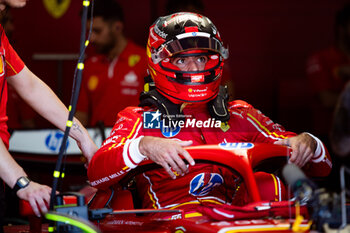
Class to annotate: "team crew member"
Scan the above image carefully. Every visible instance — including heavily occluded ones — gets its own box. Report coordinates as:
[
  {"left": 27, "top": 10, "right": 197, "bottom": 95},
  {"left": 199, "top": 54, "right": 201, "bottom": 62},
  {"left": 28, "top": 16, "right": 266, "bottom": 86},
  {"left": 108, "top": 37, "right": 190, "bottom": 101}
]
[
  {"left": 0, "top": 0, "right": 97, "bottom": 224},
  {"left": 76, "top": 0, "right": 148, "bottom": 127},
  {"left": 306, "top": 3, "right": 350, "bottom": 139},
  {"left": 330, "top": 80, "right": 350, "bottom": 158},
  {"left": 88, "top": 13, "right": 332, "bottom": 219}
]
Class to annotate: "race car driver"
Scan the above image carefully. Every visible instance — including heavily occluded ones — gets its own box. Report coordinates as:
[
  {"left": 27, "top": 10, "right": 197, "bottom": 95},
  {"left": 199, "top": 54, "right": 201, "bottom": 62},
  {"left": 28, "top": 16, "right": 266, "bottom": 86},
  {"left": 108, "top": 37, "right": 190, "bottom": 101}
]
[{"left": 88, "top": 12, "right": 332, "bottom": 218}]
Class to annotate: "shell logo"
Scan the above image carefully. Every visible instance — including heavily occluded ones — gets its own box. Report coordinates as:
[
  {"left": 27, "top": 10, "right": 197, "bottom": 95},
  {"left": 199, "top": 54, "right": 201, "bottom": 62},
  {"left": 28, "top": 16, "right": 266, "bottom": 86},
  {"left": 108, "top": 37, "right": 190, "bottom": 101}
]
[{"left": 188, "top": 88, "right": 193, "bottom": 93}]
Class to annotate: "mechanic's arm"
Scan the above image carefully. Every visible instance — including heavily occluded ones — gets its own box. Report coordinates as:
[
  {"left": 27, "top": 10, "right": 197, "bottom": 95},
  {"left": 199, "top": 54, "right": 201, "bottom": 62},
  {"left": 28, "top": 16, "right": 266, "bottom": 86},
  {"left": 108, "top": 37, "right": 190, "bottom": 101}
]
[
  {"left": 0, "top": 140, "right": 50, "bottom": 217},
  {"left": 274, "top": 133, "right": 332, "bottom": 176},
  {"left": 7, "top": 66, "right": 97, "bottom": 162},
  {"left": 139, "top": 136, "right": 195, "bottom": 179}
]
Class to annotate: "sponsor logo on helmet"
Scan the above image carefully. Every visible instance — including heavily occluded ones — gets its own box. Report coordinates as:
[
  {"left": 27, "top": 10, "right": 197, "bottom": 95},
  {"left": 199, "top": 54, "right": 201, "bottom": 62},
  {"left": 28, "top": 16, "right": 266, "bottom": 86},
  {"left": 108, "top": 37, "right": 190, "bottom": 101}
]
[
  {"left": 188, "top": 87, "right": 208, "bottom": 93},
  {"left": 189, "top": 93, "right": 207, "bottom": 98},
  {"left": 191, "top": 75, "right": 204, "bottom": 82},
  {"left": 149, "top": 28, "right": 159, "bottom": 41},
  {"left": 154, "top": 24, "right": 168, "bottom": 39},
  {"left": 167, "top": 14, "right": 202, "bottom": 25},
  {"left": 188, "top": 87, "right": 209, "bottom": 98},
  {"left": 212, "top": 27, "right": 217, "bottom": 35}
]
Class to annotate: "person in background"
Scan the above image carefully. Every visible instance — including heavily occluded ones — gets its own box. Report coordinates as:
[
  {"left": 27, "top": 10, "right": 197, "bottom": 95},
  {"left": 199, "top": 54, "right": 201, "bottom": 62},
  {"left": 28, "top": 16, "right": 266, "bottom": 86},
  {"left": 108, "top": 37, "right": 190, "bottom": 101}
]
[
  {"left": 0, "top": 9, "right": 37, "bottom": 129},
  {"left": 306, "top": 3, "right": 350, "bottom": 143},
  {"left": 0, "top": 0, "right": 98, "bottom": 229},
  {"left": 330, "top": 80, "right": 350, "bottom": 163},
  {"left": 88, "top": 12, "right": 332, "bottom": 220},
  {"left": 76, "top": 0, "right": 148, "bottom": 127},
  {"left": 165, "top": 0, "right": 204, "bottom": 14}
]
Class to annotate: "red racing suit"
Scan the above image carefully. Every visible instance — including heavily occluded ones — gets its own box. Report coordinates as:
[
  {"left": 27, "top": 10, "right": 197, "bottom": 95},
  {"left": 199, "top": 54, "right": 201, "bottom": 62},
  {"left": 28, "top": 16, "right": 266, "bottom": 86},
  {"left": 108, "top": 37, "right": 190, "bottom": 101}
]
[{"left": 88, "top": 100, "right": 332, "bottom": 217}]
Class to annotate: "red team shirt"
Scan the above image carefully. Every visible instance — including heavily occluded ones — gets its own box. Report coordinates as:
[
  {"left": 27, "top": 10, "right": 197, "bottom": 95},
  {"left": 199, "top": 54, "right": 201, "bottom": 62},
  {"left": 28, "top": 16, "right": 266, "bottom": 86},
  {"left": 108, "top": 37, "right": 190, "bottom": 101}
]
[
  {"left": 88, "top": 100, "right": 332, "bottom": 217},
  {"left": 306, "top": 46, "right": 350, "bottom": 135},
  {"left": 0, "top": 27, "right": 25, "bottom": 148},
  {"left": 77, "top": 41, "right": 148, "bottom": 127},
  {"left": 307, "top": 46, "right": 349, "bottom": 95}
]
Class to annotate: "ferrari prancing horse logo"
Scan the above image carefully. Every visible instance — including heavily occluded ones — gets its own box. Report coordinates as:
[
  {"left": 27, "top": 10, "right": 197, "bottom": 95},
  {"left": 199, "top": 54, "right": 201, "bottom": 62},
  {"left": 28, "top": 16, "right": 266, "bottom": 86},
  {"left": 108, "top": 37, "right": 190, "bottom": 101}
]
[{"left": 43, "top": 0, "right": 71, "bottom": 19}]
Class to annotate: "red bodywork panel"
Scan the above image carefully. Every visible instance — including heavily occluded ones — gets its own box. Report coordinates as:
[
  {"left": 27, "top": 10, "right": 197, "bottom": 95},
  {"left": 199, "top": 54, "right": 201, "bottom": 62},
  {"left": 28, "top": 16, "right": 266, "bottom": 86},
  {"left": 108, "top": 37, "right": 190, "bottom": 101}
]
[{"left": 21, "top": 143, "right": 313, "bottom": 233}]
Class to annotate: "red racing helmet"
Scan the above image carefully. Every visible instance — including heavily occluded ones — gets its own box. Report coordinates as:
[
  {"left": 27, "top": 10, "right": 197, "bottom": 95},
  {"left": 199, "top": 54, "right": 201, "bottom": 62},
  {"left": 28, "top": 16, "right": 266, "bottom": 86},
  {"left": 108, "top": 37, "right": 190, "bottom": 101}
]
[{"left": 147, "top": 12, "right": 229, "bottom": 104}]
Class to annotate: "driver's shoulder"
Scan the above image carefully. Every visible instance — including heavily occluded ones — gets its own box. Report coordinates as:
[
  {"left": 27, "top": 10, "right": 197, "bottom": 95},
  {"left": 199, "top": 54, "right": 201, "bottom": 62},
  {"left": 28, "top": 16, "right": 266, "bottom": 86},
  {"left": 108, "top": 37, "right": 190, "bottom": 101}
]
[
  {"left": 116, "top": 106, "right": 151, "bottom": 121},
  {"left": 227, "top": 100, "right": 260, "bottom": 122},
  {"left": 228, "top": 100, "right": 253, "bottom": 112}
]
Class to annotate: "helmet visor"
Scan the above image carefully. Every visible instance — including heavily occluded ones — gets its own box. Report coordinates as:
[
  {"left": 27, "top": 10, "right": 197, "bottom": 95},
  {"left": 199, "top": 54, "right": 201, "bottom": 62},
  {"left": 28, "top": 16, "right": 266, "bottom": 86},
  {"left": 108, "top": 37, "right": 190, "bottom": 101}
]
[
  {"left": 160, "top": 51, "right": 223, "bottom": 84},
  {"left": 152, "top": 34, "right": 228, "bottom": 64}
]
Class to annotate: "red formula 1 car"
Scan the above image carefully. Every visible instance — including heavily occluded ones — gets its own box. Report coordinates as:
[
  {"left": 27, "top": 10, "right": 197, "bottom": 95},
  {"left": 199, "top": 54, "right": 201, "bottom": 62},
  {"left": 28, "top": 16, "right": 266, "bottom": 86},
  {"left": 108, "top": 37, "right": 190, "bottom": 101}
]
[{"left": 19, "top": 143, "right": 337, "bottom": 233}]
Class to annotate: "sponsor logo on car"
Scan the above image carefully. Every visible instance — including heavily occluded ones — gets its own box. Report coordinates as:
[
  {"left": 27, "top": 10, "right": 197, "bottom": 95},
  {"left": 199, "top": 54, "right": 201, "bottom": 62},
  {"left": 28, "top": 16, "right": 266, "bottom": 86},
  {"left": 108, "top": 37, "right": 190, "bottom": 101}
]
[
  {"left": 218, "top": 142, "right": 254, "bottom": 150},
  {"left": 189, "top": 173, "right": 224, "bottom": 196},
  {"left": 45, "top": 131, "right": 69, "bottom": 152}
]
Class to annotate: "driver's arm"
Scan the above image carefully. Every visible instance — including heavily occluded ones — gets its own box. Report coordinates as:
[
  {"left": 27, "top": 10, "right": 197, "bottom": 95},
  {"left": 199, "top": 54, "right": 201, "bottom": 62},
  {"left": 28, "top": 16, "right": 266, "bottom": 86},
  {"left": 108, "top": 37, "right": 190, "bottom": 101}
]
[
  {"left": 88, "top": 108, "right": 194, "bottom": 190},
  {"left": 274, "top": 133, "right": 332, "bottom": 177},
  {"left": 274, "top": 133, "right": 327, "bottom": 166},
  {"left": 237, "top": 102, "right": 332, "bottom": 177},
  {"left": 88, "top": 108, "right": 143, "bottom": 190},
  {"left": 139, "top": 136, "right": 194, "bottom": 179}
]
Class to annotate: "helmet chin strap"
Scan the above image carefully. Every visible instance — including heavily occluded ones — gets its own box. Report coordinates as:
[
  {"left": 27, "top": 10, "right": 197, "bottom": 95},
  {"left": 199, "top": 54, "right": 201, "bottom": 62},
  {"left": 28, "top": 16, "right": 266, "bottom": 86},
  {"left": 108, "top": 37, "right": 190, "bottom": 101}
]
[
  {"left": 207, "top": 85, "right": 230, "bottom": 122},
  {"left": 139, "top": 88, "right": 185, "bottom": 123},
  {"left": 180, "top": 102, "right": 189, "bottom": 112},
  {"left": 139, "top": 77, "right": 230, "bottom": 122}
]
